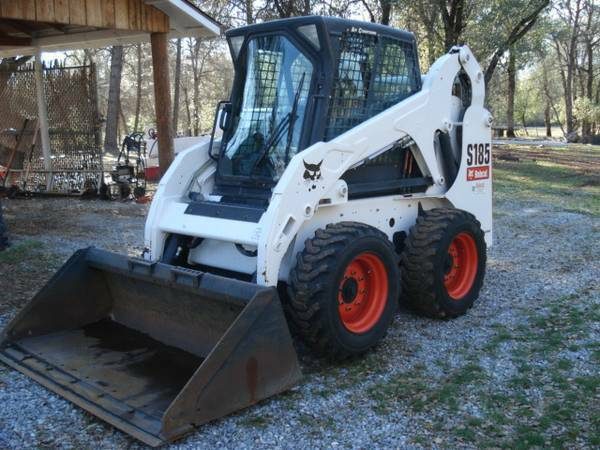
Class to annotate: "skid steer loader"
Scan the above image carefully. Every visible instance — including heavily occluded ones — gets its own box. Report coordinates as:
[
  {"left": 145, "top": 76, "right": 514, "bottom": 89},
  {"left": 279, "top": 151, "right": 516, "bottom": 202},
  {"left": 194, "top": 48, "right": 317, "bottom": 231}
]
[{"left": 0, "top": 16, "right": 492, "bottom": 446}]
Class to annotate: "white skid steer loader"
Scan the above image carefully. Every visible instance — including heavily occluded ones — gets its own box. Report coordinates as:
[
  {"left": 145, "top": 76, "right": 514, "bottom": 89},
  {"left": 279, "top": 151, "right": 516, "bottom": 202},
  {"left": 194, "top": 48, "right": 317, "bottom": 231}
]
[{"left": 0, "top": 16, "right": 492, "bottom": 446}]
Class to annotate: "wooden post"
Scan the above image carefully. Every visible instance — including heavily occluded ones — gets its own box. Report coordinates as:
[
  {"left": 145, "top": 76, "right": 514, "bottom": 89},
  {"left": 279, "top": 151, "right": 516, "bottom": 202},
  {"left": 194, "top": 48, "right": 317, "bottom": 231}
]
[
  {"left": 35, "top": 48, "right": 52, "bottom": 189},
  {"left": 150, "top": 32, "right": 174, "bottom": 176}
]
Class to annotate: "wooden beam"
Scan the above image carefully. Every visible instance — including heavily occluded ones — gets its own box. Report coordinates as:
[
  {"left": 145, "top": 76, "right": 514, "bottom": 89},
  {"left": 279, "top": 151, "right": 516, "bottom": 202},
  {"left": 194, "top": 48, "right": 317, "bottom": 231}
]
[
  {"left": 23, "top": 0, "right": 37, "bottom": 21},
  {"left": 46, "top": 22, "right": 71, "bottom": 33},
  {"left": 114, "top": 0, "right": 129, "bottom": 30},
  {"left": 0, "top": 35, "right": 32, "bottom": 46},
  {"left": 0, "top": 0, "right": 23, "bottom": 19},
  {"left": 128, "top": 0, "right": 141, "bottom": 30},
  {"left": 85, "top": 0, "right": 103, "bottom": 27},
  {"left": 0, "top": 1, "right": 36, "bottom": 21},
  {"left": 68, "top": 0, "right": 87, "bottom": 26},
  {"left": 150, "top": 32, "right": 174, "bottom": 175},
  {"left": 54, "top": 0, "right": 70, "bottom": 24},
  {"left": 36, "top": 0, "right": 56, "bottom": 22},
  {"left": 101, "top": 0, "right": 116, "bottom": 28},
  {"left": 1, "top": 19, "right": 35, "bottom": 36}
]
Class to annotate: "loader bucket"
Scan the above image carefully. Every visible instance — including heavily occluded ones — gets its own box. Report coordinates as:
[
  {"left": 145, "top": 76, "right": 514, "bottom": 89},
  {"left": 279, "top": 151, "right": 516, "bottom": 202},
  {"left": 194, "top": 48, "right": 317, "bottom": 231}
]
[{"left": 0, "top": 248, "right": 302, "bottom": 446}]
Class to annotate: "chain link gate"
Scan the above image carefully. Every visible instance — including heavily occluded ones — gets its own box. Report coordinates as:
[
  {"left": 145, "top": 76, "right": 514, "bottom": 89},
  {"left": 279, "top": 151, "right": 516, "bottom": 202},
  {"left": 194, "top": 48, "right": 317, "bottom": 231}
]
[{"left": 0, "top": 61, "right": 102, "bottom": 194}]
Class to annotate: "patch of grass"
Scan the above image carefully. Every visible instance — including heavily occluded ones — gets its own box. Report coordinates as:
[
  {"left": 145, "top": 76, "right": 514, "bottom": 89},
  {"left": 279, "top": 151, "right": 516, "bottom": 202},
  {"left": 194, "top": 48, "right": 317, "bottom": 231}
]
[
  {"left": 368, "top": 285, "right": 598, "bottom": 448},
  {"left": 493, "top": 158, "right": 600, "bottom": 215},
  {"left": 297, "top": 413, "right": 337, "bottom": 432},
  {"left": 511, "top": 425, "right": 546, "bottom": 449},
  {"left": 416, "top": 286, "right": 600, "bottom": 448},
  {"left": 454, "top": 426, "right": 477, "bottom": 442},
  {"left": 328, "top": 350, "right": 390, "bottom": 390},
  {"left": 368, "top": 361, "right": 486, "bottom": 415},
  {"left": 591, "top": 347, "right": 600, "bottom": 364},
  {"left": 367, "top": 368, "right": 430, "bottom": 414},
  {"left": 0, "top": 239, "right": 44, "bottom": 264},
  {"left": 502, "top": 292, "right": 597, "bottom": 443},
  {"left": 483, "top": 326, "right": 514, "bottom": 352},
  {"left": 556, "top": 358, "right": 573, "bottom": 370},
  {"left": 239, "top": 414, "right": 270, "bottom": 428}
]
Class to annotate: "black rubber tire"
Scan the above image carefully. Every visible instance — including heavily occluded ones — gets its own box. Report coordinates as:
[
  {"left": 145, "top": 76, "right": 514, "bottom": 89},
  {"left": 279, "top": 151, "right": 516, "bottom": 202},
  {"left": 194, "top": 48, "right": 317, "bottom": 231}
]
[
  {"left": 287, "top": 222, "right": 399, "bottom": 360},
  {"left": 400, "top": 208, "right": 486, "bottom": 319},
  {"left": 0, "top": 199, "right": 8, "bottom": 251}
]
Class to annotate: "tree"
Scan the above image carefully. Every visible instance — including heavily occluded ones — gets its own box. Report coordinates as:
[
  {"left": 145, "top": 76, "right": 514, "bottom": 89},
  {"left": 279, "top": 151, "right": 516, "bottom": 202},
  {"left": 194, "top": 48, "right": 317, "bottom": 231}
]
[
  {"left": 414, "top": 1, "right": 443, "bottom": 66},
  {"left": 361, "top": 0, "right": 394, "bottom": 24},
  {"left": 551, "top": 0, "right": 584, "bottom": 136},
  {"left": 437, "top": 0, "right": 469, "bottom": 50},
  {"left": 506, "top": 47, "right": 517, "bottom": 137},
  {"left": 580, "top": 0, "right": 598, "bottom": 137},
  {"left": 271, "top": 0, "right": 312, "bottom": 17},
  {"left": 104, "top": 45, "right": 123, "bottom": 154},
  {"left": 484, "top": 0, "right": 550, "bottom": 84},
  {"left": 133, "top": 44, "right": 143, "bottom": 132},
  {"left": 173, "top": 38, "right": 182, "bottom": 134}
]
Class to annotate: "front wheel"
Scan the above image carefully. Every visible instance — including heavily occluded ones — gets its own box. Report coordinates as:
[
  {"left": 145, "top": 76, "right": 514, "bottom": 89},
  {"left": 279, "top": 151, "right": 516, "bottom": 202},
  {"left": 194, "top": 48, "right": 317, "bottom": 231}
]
[
  {"left": 401, "top": 208, "right": 486, "bottom": 318},
  {"left": 287, "top": 222, "right": 399, "bottom": 360}
]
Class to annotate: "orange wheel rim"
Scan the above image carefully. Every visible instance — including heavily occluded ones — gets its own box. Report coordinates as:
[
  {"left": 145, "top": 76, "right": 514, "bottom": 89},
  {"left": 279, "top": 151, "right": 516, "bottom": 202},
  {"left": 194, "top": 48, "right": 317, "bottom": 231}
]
[
  {"left": 444, "top": 232, "right": 478, "bottom": 300},
  {"left": 338, "top": 252, "right": 388, "bottom": 334}
]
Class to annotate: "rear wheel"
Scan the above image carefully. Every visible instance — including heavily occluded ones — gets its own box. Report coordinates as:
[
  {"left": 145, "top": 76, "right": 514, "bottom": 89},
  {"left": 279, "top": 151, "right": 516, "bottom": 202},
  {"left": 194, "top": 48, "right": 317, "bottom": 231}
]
[
  {"left": 401, "top": 208, "right": 486, "bottom": 318},
  {"left": 288, "top": 222, "right": 399, "bottom": 359}
]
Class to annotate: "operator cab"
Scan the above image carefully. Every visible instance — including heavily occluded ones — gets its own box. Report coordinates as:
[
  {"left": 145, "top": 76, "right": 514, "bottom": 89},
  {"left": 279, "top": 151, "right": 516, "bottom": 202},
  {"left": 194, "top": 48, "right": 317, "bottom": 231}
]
[{"left": 190, "top": 16, "right": 422, "bottom": 213}]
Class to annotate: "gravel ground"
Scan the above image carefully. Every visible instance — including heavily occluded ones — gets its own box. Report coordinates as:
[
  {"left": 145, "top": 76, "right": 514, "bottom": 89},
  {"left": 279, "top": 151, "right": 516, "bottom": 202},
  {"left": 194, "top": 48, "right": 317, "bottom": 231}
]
[{"left": 0, "top": 158, "right": 598, "bottom": 449}]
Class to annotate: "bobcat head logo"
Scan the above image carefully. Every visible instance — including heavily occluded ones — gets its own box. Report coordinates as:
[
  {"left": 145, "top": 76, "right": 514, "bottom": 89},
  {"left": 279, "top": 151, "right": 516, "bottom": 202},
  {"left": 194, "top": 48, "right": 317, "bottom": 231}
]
[{"left": 303, "top": 160, "right": 323, "bottom": 181}]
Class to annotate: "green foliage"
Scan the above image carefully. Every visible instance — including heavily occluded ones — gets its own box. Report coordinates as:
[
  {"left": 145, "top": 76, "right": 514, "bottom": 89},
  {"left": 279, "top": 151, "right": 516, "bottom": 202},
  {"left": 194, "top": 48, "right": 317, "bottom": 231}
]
[
  {"left": 574, "top": 97, "right": 600, "bottom": 125},
  {"left": 464, "top": 0, "right": 548, "bottom": 62}
]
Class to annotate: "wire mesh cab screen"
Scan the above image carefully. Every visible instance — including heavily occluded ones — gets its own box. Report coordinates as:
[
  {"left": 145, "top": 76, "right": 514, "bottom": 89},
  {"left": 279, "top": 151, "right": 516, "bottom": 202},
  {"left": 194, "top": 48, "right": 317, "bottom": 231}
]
[
  {"left": 219, "top": 35, "right": 313, "bottom": 183},
  {"left": 325, "top": 27, "right": 421, "bottom": 140}
]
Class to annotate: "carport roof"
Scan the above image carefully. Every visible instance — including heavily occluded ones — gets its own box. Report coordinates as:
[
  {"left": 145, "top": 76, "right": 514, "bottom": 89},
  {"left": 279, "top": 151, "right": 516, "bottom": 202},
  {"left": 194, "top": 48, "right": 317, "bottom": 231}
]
[{"left": 0, "top": 0, "right": 222, "bottom": 58}]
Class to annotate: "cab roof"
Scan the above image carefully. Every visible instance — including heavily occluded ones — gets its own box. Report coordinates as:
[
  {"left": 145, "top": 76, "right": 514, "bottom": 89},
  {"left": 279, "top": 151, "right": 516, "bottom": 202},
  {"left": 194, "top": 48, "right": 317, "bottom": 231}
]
[{"left": 226, "top": 15, "right": 416, "bottom": 43}]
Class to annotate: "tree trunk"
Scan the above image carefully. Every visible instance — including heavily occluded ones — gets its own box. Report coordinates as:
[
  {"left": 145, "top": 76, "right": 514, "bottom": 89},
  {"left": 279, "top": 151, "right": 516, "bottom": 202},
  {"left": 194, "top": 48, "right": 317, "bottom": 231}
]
[
  {"left": 565, "top": 54, "right": 575, "bottom": 135},
  {"left": 104, "top": 45, "right": 123, "bottom": 154},
  {"left": 119, "top": 103, "right": 128, "bottom": 138},
  {"left": 173, "top": 38, "right": 182, "bottom": 135},
  {"left": 438, "top": 0, "right": 466, "bottom": 50},
  {"left": 246, "top": 0, "right": 254, "bottom": 24},
  {"left": 582, "top": 18, "right": 594, "bottom": 137},
  {"left": 544, "top": 104, "right": 552, "bottom": 137},
  {"left": 191, "top": 39, "right": 201, "bottom": 136},
  {"left": 303, "top": 0, "right": 311, "bottom": 15},
  {"left": 183, "top": 84, "right": 192, "bottom": 136},
  {"left": 415, "top": 2, "right": 440, "bottom": 67},
  {"left": 586, "top": 41, "right": 594, "bottom": 102},
  {"left": 133, "top": 44, "right": 142, "bottom": 132},
  {"left": 380, "top": 0, "right": 391, "bottom": 25},
  {"left": 506, "top": 48, "right": 516, "bottom": 138},
  {"left": 150, "top": 32, "right": 174, "bottom": 175},
  {"left": 564, "top": 0, "right": 583, "bottom": 135}
]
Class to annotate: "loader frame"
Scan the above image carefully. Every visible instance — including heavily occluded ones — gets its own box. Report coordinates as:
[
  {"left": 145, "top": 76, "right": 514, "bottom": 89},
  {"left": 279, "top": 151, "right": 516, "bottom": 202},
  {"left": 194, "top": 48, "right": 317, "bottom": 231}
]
[{"left": 144, "top": 19, "right": 492, "bottom": 286}]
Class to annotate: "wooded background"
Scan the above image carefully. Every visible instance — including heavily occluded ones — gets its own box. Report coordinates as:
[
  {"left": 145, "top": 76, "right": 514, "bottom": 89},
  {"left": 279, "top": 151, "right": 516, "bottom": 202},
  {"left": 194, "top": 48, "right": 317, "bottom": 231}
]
[{"left": 2, "top": 0, "right": 599, "bottom": 151}]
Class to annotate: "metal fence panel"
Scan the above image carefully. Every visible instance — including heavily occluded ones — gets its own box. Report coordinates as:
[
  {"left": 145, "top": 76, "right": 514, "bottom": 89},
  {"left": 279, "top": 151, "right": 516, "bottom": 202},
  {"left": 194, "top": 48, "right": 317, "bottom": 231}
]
[{"left": 0, "top": 61, "right": 102, "bottom": 194}]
